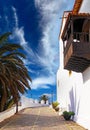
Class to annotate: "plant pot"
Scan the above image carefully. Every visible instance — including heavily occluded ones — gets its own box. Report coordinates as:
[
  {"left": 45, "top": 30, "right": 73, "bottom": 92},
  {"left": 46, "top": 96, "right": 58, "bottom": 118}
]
[
  {"left": 63, "top": 115, "right": 71, "bottom": 120},
  {"left": 55, "top": 107, "right": 59, "bottom": 112}
]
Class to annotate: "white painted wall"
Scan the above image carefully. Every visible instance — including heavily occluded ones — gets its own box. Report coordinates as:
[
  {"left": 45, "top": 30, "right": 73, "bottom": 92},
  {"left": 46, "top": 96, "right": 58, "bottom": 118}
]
[
  {"left": 57, "top": 67, "right": 83, "bottom": 113},
  {"left": 75, "top": 67, "right": 90, "bottom": 129},
  {"left": 79, "top": 0, "right": 90, "bottom": 13},
  {"left": 57, "top": 69, "right": 70, "bottom": 110}
]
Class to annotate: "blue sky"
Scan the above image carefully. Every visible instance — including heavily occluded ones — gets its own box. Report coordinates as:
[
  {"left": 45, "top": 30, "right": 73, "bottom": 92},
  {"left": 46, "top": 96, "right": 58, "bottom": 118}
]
[{"left": 0, "top": 0, "right": 74, "bottom": 102}]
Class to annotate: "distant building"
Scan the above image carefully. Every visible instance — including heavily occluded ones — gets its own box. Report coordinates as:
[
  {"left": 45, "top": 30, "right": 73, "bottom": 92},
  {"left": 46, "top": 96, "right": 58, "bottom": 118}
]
[{"left": 57, "top": 0, "right": 90, "bottom": 129}]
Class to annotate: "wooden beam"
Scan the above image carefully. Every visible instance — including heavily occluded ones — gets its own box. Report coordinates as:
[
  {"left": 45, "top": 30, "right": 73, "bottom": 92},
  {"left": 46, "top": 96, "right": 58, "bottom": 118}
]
[{"left": 72, "top": 0, "right": 83, "bottom": 14}]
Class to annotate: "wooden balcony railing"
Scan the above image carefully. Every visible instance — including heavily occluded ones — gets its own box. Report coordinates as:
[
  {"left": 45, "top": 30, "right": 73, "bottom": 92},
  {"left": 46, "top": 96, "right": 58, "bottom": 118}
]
[
  {"left": 73, "top": 32, "right": 89, "bottom": 42},
  {"left": 64, "top": 32, "right": 90, "bottom": 56},
  {"left": 64, "top": 32, "right": 90, "bottom": 72}
]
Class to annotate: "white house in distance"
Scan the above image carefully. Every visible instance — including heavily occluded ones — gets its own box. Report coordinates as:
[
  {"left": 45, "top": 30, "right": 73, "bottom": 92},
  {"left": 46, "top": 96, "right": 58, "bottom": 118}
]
[{"left": 57, "top": 0, "right": 90, "bottom": 129}]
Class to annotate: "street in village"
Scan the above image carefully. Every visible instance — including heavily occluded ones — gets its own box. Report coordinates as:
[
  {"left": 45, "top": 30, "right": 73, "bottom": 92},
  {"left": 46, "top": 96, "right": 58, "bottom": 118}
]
[{"left": 0, "top": 107, "right": 86, "bottom": 130}]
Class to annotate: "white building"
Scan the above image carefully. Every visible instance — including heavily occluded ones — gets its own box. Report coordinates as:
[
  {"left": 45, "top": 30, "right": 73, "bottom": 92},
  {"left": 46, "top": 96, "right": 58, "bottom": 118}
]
[{"left": 57, "top": 0, "right": 90, "bottom": 129}]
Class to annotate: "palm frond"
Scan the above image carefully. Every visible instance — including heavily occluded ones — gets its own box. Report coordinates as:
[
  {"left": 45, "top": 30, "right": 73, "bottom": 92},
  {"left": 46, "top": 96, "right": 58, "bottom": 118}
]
[{"left": 0, "top": 32, "right": 11, "bottom": 45}]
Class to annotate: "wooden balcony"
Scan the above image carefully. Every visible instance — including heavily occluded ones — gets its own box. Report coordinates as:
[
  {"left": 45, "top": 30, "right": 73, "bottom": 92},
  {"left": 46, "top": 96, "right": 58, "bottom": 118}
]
[{"left": 64, "top": 32, "right": 90, "bottom": 72}]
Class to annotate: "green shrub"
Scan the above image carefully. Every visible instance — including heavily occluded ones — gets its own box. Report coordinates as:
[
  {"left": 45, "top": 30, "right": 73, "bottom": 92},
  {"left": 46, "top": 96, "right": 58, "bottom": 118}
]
[
  {"left": 63, "top": 111, "right": 75, "bottom": 120},
  {"left": 52, "top": 101, "right": 59, "bottom": 109}
]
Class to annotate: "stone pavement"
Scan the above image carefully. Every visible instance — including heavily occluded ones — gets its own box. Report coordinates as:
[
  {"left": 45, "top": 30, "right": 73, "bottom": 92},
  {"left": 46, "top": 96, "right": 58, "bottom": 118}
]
[{"left": 0, "top": 107, "right": 86, "bottom": 130}]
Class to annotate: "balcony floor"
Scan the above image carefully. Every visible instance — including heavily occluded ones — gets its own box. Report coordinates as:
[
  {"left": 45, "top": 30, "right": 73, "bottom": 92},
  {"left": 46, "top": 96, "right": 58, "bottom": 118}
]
[{"left": 64, "top": 56, "right": 90, "bottom": 72}]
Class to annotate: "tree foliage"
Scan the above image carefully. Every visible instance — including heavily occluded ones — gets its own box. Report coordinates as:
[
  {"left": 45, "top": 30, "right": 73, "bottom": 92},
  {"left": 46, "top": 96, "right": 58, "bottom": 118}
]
[
  {"left": 39, "top": 95, "right": 49, "bottom": 104},
  {"left": 0, "top": 32, "right": 32, "bottom": 113}
]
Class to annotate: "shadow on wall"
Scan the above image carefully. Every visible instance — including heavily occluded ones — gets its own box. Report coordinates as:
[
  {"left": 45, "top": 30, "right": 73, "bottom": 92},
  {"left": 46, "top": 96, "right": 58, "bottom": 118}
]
[
  {"left": 69, "top": 87, "right": 80, "bottom": 116},
  {"left": 83, "top": 67, "right": 90, "bottom": 83}
]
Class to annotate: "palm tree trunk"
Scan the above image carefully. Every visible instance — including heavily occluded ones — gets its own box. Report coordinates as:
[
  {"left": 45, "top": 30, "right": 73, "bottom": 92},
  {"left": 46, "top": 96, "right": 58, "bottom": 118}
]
[{"left": 15, "top": 102, "right": 18, "bottom": 114}]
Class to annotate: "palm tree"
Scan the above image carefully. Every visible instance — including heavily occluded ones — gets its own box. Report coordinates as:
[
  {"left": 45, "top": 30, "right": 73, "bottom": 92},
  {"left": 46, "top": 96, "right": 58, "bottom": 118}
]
[
  {"left": 0, "top": 32, "right": 32, "bottom": 113},
  {"left": 39, "top": 95, "right": 49, "bottom": 104},
  {"left": 0, "top": 86, "right": 14, "bottom": 111}
]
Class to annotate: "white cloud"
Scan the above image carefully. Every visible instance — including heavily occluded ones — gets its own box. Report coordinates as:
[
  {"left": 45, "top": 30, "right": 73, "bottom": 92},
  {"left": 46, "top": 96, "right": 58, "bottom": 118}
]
[
  {"left": 34, "top": 0, "right": 74, "bottom": 76},
  {"left": 11, "top": 6, "right": 27, "bottom": 46},
  {"left": 10, "top": 7, "right": 56, "bottom": 78},
  {"left": 10, "top": 6, "right": 39, "bottom": 74},
  {"left": 10, "top": 5, "right": 59, "bottom": 78},
  {"left": 34, "top": 0, "right": 63, "bottom": 76},
  {"left": 10, "top": 5, "right": 57, "bottom": 91},
  {"left": 11, "top": 27, "right": 27, "bottom": 45},
  {"left": 31, "top": 76, "right": 55, "bottom": 89},
  {"left": 10, "top": 7, "right": 36, "bottom": 59},
  {"left": 34, "top": 0, "right": 71, "bottom": 26},
  {"left": 10, "top": 26, "right": 35, "bottom": 58},
  {"left": 12, "top": 6, "right": 18, "bottom": 28}
]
